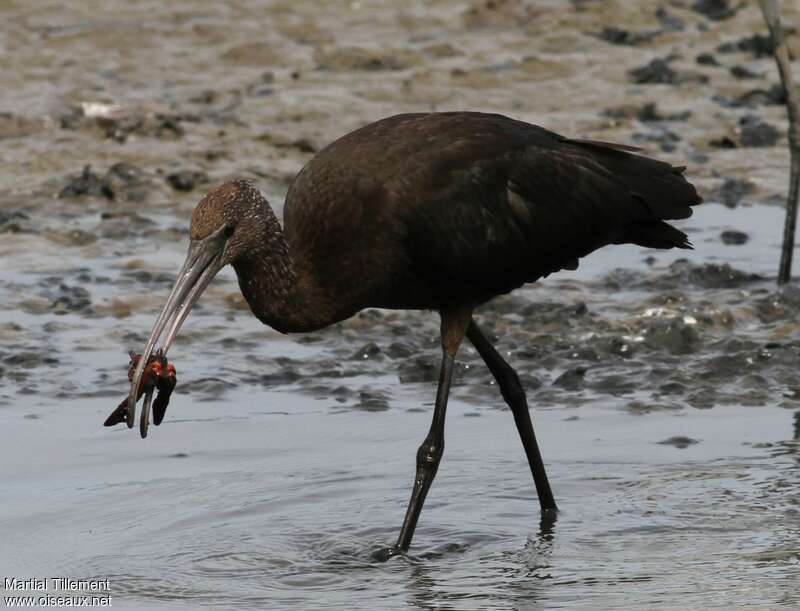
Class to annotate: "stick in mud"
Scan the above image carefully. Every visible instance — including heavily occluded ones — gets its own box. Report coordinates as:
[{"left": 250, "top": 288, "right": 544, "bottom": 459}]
[{"left": 758, "top": 0, "right": 800, "bottom": 285}]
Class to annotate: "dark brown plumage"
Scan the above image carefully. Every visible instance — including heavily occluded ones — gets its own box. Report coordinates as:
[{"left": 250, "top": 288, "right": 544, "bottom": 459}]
[{"left": 114, "top": 111, "right": 701, "bottom": 558}]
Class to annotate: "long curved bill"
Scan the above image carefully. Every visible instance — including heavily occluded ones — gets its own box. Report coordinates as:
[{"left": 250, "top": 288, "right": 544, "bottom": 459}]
[{"left": 126, "top": 226, "right": 228, "bottom": 432}]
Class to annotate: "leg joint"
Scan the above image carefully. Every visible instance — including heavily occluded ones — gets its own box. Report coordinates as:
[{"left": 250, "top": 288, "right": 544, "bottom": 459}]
[
  {"left": 502, "top": 385, "right": 527, "bottom": 406},
  {"left": 416, "top": 439, "right": 443, "bottom": 469}
]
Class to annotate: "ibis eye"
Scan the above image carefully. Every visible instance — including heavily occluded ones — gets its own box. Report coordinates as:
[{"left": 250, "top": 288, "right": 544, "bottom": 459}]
[{"left": 223, "top": 224, "right": 235, "bottom": 238}]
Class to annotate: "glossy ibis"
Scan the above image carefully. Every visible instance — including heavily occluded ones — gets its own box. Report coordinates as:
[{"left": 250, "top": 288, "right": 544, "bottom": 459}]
[{"left": 116, "top": 112, "right": 701, "bottom": 558}]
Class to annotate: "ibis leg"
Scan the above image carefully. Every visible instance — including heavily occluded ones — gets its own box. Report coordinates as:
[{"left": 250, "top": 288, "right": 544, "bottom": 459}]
[
  {"left": 375, "top": 307, "right": 471, "bottom": 561},
  {"left": 466, "top": 319, "right": 557, "bottom": 513}
]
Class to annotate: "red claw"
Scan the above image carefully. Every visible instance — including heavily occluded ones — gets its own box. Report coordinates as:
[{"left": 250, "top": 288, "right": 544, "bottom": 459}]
[{"left": 104, "top": 351, "right": 178, "bottom": 428}]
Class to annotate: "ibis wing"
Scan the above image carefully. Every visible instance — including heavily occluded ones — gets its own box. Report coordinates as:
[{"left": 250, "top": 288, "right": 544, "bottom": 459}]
[{"left": 404, "top": 141, "right": 700, "bottom": 298}]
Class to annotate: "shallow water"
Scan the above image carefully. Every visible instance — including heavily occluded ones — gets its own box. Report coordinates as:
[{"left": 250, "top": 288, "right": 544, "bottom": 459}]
[{"left": 2, "top": 1, "right": 800, "bottom": 609}]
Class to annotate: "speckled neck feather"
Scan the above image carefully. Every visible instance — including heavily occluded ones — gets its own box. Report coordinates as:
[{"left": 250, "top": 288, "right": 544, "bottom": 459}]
[{"left": 230, "top": 200, "right": 332, "bottom": 334}]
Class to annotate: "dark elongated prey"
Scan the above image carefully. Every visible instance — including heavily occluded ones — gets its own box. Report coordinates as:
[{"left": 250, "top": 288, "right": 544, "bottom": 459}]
[{"left": 106, "top": 112, "right": 701, "bottom": 556}]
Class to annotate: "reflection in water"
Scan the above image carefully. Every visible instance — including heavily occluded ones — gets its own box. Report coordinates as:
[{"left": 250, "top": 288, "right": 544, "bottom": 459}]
[{"left": 538, "top": 511, "right": 557, "bottom": 543}]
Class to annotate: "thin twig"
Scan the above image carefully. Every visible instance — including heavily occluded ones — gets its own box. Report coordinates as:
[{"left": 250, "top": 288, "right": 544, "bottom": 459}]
[{"left": 758, "top": 0, "right": 800, "bottom": 284}]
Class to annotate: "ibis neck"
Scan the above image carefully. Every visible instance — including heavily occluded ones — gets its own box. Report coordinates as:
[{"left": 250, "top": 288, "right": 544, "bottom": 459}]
[{"left": 231, "top": 206, "right": 332, "bottom": 333}]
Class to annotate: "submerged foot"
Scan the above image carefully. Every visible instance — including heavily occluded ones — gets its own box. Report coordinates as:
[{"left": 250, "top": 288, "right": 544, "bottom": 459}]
[{"left": 371, "top": 545, "right": 404, "bottom": 562}]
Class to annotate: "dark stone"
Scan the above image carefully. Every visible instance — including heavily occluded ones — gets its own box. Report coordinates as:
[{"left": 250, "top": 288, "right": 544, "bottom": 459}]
[
  {"left": 51, "top": 283, "right": 91, "bottom": 314},
  {"left": 352, "top": 389, "right": 390, "bottom": 412},
  {"left": 629, "top": 58, "right": 707, "bottom": 85},
  {"left": 738, "top": 83, "right": 786, "bottom": 107},
  {"left": 713, "top": 177, "right": 754, "bottom": 207},
  {"left": 629, "top": 58, "right": 677, "bottom": 84},
  {"left": 730, "top": 65, "right": 762, "bottom": 80},
  {"left": 643, "top": 319, "right": 700, "bottom": 355},
  {"left": 58, "top": 165, "right": 104, "bottom": 199},
  {"left": 399, "top": 356, "right": 439, "bottom": 383},
  {"left": 720, "top": 230, "right": 749, "bottom": 245},
  {"left": 552, "top": 366, "right": 587, "bottom": 390},
  {"left": 3, "top": 352, "right": 59, "bottom": 367},
  {"left": 691, "top": 0, "right": 736, "bottom": 21},
  {"left": 637, "top": 102, "right": 691, "bottom": 122},
  {"left": 660, "top": 260, "right": 762, "bottom": 289},
  {"left": 709, "top": 135, "right": 738, "bottom": 149},
  {"left": 351, "top": 342, "right": 382, "bottom": 360},
  {"left": 0, "top": 209, "right": 29, "bottom": 233},
  {"left": 386, "top": 341, "right": 415, "bottom": 359},
  {"left": 102, "top": 162, "right": 146, "bottom": 201},
  {"left": 718, "top": 84, "right": 787, "bottom": 109},
  {"left": 166, "top": 169, "right": 209, "bottom": 192},
  {"left": 657, "top": 435, "right": 699, "bottom": 448},
  {"left": 632, "top": 127, "right": 681, "bottom": 152},
  {"left": 717, "top": 34, "right": 774, "bottom": 58},
  {"left": 655, "top": 7, "right": 685, "bottom": 32},
  {"left": 594, "top": 27, "right": 656, "bottom": 46},
  {"left": 739, "top": 115, "right": 779, "bottom": 147},
  {"left": 59, "top": 163, "right": 147, "bottom": 201},
  {"left": 696, "top": 52, "right": 719, "bottom": 66}
]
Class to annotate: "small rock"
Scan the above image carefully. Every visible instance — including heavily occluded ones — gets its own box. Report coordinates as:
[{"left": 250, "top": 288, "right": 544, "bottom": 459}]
[
  {"left": 0, "top": 210, "right": 30, "bottom": 233},
  {"left": 629, "top": 58, "right": 707, "bottom": 85},
  {"left": 720, "top": 230, "right": 749, "bottom": 245},
  {"left": 352, "top": 389, "right": 390, "bottom": 412},
  {"left": 713, "top": 177, "right": 754, "bottom": 207},
  {"left": 691, "top": 0, "right": 736, "bottom": 21},
  {"left": 655, "top": 7, "right": 685, "bottom": 32},
  {"left": 58, "top": 165, "right": 105, "bottom": 199},
  {"left": 59, "top": 163, "right": 147, "bottom": 201},
  {"left": 643, "top": 319, "right": 700, "bottom": 355},
  {"left": 166, "top": 169, "right": 209, "bottom": 192},
  {"left": 386, "top": 341, "right": 415, "bottom": 359},
  {"left": 51, "top": 284, "right": 91, "bottom": 314},
  {"left": 737, "top": 84, "right": 786, "bottom": 107},
  {"left": 708, "top": 135, "right": 738, "bottom": 149},
  {"left": 739, "top": 115, "right": 779, "bottom": 147},
  {"left": 717, "top": 34, "right": 774, "bottom": 58},
  {"left": 594, "top": 27, "right": 656, "bottom": 46},
  {"left": 658, "top": 436, "right": 699, "bottom": 448},
  {"left": 632, "top": 127, "right": 680, "bottom": 152},
  {"left": 351, "top": 343, "right": 382, "bottom": 360},
  {"left": 552, "top": 366, "right": 587, "bottom": 390},
  {"left": 3, "top": 351, "right": 59, "bottom": 367},
  {"left": 399, "top": 356, "right": 439, "bottom": 383},
  {"left": 730, "top": 65, "right": 762, "bottom": 80},
  {"left": 661, "top": 260, "right": 761, "bottom": 289},
  {"left": 696, "top": 52, "right": 719, "bottom": 66},
  {"left": 102, "top": 162, "right": 146, "bottom": 201},
  {"left": 637, "top": 102, "right": 691, "bottom": 122},
  {"left": 629, "top": 58, "right": 677, "bottom": 84}
]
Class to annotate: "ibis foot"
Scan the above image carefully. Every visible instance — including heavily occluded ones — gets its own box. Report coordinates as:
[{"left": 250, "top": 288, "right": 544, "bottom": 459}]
[{"left": 372, "top": 545, "right": 404, "bottom": 562}]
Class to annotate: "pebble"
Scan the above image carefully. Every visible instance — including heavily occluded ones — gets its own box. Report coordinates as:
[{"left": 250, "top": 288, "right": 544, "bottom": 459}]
[
  {"left": 730, "top": 65, "right": 762, "bottom": 80},
  {"left": 717, "top": 34, "right": 773, "bottom": 58},
  {"left": 629, "top": 58, "right": 677, "bottom": 85},
  {"left": 658, "top": 436, "right": 699, "bottom": 448},
  {"left": 738, "top": 115, "right": 779, "bottom": 148},
  {"left": 712, "top": 177, "right": 754, "bottom": 207},
  {"left": 695, "top": 53, "right": 719, "bottom": 66},
  {"left": 552, "top": 366, "right": 587, "bottom": 390},
  {"left": 594, "top": 27, "right": 656, "bottom": 46},
  {"left": 166, "top": 169, "right": 209, "bottom": 192},
  {"left": 691, "top": 0, "right": 736, "bottom": 21},
  {"left": 720, "top": 230, "right": 749, "bottom": 245},
  {"left": 628, "top": 58, "right": 707, "bottom": 85}
]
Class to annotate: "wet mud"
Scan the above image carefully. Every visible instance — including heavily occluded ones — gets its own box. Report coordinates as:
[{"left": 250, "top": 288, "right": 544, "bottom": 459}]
[{"left": 1, "top": 1, "right": 800, "bottom": 609}]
